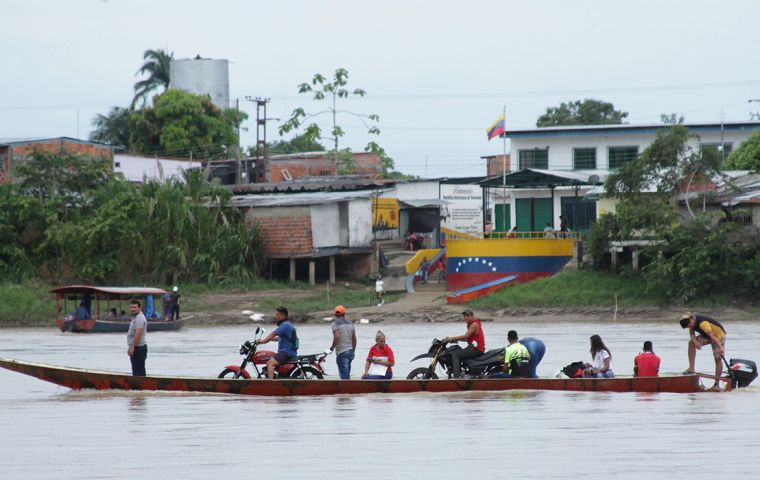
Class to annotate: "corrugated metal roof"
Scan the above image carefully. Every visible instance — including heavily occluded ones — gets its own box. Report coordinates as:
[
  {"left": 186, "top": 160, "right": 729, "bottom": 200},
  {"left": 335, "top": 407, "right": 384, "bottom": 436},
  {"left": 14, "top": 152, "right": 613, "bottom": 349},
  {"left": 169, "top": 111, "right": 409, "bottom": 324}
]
[
  {"left": 231, "top": 176, "right": 395, "bottom": 194},
  {"left": 231, "top": 189, "right": 381, "bottom": 208}
]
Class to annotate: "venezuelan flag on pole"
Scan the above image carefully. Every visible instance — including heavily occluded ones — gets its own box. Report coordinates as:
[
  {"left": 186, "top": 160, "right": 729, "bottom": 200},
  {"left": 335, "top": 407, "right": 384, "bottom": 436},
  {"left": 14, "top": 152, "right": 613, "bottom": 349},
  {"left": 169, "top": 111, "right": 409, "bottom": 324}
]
[{"left": 486, "top": 114, "right": 505, "bottom": 141}]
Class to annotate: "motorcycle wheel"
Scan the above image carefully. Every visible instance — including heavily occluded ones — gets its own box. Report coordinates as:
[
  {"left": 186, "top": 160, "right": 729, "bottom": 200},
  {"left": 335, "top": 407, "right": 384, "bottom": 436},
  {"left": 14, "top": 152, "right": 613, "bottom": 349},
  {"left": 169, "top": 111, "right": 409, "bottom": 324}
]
[
  {"left": 218, "top": 368, "right": 240, "bottom": 379},
  {"left": 290, "top": 366, "right": 324, "bottom": 380},
  {"left": 406, "top": 367, "right": 438, "bottom": 380}
]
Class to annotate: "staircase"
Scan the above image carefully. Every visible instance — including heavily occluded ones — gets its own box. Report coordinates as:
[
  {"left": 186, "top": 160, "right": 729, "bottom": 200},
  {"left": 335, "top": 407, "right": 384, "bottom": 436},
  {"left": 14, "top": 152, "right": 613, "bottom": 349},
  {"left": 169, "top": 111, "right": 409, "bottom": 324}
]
[{"left": 376, "top": 239, "right": 412, "bottom": 292}]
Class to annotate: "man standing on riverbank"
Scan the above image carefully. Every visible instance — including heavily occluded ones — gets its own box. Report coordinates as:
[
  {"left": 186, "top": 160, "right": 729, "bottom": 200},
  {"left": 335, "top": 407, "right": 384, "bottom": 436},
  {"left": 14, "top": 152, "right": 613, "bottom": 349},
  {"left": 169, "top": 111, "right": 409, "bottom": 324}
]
[
  {"left": 127, "top": 299, "right": 147, "bottom": 376},
  {"left": 330, "top": 305, "right": 357, "bottom": 379},
  {"left": 680, "top": 313, "right": 726, "bottom": 390},
  {"left": 443, "top": 309, "right": 485, "bottom": 378}
]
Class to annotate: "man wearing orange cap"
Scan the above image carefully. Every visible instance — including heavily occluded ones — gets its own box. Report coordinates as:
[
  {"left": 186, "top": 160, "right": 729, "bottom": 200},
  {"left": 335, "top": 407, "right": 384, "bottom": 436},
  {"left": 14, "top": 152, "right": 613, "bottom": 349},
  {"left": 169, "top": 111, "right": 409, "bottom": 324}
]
[{"left": 330, "top": 305, "right": 357, "bottom": 379}]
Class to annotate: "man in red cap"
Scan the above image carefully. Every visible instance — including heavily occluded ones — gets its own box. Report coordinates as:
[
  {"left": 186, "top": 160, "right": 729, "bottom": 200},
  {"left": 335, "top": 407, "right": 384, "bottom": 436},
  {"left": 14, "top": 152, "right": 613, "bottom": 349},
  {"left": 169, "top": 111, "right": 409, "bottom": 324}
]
[{"left": 330, "top": 305, "right": 357, "bottom": 379}]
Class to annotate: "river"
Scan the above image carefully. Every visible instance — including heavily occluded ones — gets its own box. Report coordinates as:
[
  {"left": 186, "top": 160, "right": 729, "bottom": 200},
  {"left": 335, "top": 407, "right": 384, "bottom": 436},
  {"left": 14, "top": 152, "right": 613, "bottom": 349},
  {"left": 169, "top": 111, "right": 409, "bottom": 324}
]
[{"left": 1, "top": 320, "right": 758, "bottom": 479}]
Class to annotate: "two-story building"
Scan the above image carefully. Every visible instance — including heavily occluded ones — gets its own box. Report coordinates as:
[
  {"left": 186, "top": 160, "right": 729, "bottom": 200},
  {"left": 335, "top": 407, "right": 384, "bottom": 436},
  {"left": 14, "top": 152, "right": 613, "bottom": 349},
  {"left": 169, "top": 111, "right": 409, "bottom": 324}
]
[{"left": 489, "top": 121, "right": 760, "bottom": 233}]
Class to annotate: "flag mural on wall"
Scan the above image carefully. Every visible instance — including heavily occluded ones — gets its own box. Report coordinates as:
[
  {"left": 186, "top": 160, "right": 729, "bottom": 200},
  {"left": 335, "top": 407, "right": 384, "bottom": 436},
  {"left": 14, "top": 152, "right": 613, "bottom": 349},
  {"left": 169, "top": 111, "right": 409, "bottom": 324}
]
[
  {"left": 486, "top": 115, "right": 505, "bottom": 141},
  {"left": 446, "top": 238, "right": 574, "bottom": 290}
]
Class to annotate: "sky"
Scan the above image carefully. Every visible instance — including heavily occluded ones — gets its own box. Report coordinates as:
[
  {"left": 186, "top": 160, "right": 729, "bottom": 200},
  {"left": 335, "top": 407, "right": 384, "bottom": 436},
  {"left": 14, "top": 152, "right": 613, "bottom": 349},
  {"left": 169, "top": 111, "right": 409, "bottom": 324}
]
[{"left": 2, "top": 0, "right": 759, "bottom": 178}]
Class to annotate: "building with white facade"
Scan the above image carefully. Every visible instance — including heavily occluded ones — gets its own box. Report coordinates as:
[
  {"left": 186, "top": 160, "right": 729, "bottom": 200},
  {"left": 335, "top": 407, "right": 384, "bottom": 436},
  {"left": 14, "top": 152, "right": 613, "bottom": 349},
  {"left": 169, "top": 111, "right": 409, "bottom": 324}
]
[{"left": 488, "top": 121, "right": 760, "bottom": 233}]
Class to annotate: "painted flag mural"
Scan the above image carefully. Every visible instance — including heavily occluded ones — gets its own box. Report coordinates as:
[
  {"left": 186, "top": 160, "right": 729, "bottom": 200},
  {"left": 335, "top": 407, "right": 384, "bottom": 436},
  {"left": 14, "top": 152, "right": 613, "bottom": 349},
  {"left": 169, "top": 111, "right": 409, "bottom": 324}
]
[
  {"left": 486, "top": 114, "right": 505, "bottom": 141},
  {"left": 446, "top": 238, "right": 574, "bottom": 290}
]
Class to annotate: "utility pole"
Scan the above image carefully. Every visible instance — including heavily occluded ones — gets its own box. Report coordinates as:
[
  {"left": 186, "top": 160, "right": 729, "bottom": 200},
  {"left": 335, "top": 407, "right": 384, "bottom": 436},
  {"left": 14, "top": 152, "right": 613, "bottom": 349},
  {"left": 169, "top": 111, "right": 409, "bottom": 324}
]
[{"left": 245, "top": 96, "right": 270, "bottom": 183}]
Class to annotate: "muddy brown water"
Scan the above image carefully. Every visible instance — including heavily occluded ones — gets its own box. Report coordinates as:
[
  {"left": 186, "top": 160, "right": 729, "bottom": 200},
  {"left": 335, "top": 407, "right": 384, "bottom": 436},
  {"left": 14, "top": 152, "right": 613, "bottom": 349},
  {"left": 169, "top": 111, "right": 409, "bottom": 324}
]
[{"left": 1, "top": 321, "right": 759, "bottom": 479}]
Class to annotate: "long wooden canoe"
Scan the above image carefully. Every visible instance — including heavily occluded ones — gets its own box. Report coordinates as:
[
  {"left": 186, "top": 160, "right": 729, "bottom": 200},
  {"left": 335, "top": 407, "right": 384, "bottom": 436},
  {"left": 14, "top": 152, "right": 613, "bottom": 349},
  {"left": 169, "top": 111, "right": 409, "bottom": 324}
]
[{"left": 0, "top": 357, "right": 713, "bottom": 396}]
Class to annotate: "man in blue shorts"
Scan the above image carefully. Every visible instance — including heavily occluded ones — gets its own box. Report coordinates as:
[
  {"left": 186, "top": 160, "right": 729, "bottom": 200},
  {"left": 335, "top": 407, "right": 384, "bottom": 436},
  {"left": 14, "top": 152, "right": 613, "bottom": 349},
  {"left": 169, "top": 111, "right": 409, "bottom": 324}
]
[{"left": 256, "top": 306, "right": 298, "bottom": 379}]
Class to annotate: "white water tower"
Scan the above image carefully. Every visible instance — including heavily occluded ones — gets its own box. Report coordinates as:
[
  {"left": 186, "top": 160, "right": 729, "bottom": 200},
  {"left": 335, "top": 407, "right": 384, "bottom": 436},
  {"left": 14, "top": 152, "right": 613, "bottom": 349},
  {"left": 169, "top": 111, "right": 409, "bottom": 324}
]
[{"left": 170, "top": 56, "right": 230, "bottom": 109}]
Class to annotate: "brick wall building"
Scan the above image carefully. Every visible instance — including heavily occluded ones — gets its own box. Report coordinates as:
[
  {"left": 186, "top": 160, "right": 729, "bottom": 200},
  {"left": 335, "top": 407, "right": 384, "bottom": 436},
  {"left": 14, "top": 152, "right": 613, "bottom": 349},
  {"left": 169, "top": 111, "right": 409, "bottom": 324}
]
[
  {"left": 0, "top": 137, "right": 113, "bottom": 185},
  {"left": 235, "top": 191, "right": 376, "bottom": 284},
  {"left": 483, "top": 154, "right": 511, "bottom": 178},
  {"left": 259, "top": 151, "right": 382, "bottom": 183}
]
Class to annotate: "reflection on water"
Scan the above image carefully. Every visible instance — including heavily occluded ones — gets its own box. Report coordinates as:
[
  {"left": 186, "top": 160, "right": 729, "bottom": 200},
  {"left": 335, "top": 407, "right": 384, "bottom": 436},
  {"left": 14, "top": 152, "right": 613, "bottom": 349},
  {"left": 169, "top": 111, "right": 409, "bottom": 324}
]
[{"left": 1, "top": 322, "right": 759, "bottom": 479}]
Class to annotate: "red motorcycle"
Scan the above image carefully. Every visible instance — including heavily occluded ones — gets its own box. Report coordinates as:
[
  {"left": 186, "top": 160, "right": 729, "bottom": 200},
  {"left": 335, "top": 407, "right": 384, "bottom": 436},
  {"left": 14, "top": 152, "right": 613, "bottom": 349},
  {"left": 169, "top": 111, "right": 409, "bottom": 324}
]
[{"left": 218, "top": 327, "right": 330, "bottom": 379}]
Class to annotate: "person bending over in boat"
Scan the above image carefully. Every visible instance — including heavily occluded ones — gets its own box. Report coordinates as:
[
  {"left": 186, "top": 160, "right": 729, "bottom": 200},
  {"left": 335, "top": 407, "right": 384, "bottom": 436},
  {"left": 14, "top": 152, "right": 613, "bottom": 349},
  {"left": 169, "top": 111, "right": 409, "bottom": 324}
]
[
  {"left": 443, "top": 309, "right": 486, "bottom": 378},
  {"left": 680, "top": 312, "right": 727, "bottom": 391},
  {"left": 362, "top": 331, "right": 395, "bottom": 379},
  {"left": 584, "top": 334, "right": 614, "bottom": 378},
  {"left": 490, "top": 330, "right": 530, "bottom": 378},
  {"left": 255, "top": 306, "right": 298, "bottom": 380}
]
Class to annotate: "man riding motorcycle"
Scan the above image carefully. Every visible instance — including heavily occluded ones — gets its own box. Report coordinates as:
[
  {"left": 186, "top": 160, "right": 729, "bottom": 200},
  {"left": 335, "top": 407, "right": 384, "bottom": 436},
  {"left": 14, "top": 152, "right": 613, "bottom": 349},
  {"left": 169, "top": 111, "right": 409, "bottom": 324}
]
[
  {"left": 255, "top": 306, "right": 297, "bottom": 379},
  {"left": 443, "top": 309, "right": 485, "bottom": 378}
]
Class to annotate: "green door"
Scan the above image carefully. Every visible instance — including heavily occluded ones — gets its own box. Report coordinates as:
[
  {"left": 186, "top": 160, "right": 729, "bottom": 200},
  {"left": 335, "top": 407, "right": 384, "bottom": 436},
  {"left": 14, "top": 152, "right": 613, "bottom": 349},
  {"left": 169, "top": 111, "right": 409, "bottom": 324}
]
[
  {"left": 494, "top": 203, "right": 511, "bottom": 232},
  {"left": 516, "top": 198, "right": 553, "bottom": 231},
  {"left": 533, "top": 198, "right": 553, "bottom": 231}
]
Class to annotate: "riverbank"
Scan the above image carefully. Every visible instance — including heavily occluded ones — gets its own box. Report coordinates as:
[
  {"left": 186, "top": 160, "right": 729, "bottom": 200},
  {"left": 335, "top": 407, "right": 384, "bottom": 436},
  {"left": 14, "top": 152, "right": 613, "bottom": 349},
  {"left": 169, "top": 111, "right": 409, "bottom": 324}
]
[{"left": 3, "top": 271, "right": 757, "bottom": 328}]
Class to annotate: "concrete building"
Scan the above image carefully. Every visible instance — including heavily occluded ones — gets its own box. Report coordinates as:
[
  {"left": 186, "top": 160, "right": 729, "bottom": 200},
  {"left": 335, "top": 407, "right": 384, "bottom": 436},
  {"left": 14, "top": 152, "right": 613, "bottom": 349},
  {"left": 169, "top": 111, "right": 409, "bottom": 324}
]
[
  {"left": 482, "top": 154, "right": 511, "bottom": 177},
  {"left": 114, "top": 154, "right": 201, "bottom": 183},
  {"left": 233, "top": 190, "right": 378, "bottom": 284},
  {"left": 0, "top": 137, "right": 113, "bottom": 185},
  {"left": 485, "top": 121, "right": 760, "bottom": 233},
  {"left": 262, "top": 151, "right": 382, "bottom": 183}
]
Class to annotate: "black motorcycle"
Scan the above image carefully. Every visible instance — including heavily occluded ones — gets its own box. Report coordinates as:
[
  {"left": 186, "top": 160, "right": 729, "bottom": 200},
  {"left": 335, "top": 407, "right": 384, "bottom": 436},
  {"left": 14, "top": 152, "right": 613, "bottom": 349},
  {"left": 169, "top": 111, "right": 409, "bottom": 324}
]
[{"left": 406, "top": 338, "right": 504, "bottom": 379}]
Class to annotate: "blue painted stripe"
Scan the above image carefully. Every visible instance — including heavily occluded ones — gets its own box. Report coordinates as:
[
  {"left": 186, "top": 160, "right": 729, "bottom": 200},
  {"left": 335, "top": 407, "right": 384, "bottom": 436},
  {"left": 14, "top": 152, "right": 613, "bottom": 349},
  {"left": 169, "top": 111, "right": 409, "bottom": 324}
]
[
  {"left": 447, "top": 255, "right": 571, "bottom": 273},
  {"left": 449, "top": 275, "right": 517, "bottom": 296}
]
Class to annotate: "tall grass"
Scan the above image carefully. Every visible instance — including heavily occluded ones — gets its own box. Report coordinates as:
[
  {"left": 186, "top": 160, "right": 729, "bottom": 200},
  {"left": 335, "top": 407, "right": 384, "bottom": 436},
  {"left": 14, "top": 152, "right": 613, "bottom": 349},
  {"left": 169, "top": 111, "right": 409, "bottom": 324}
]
[
  {"left": 0, "top": 280, "right": 56, "bottom": 327},
  {"left": 469, "top": 270, "right": 671, "bottom": 309}
]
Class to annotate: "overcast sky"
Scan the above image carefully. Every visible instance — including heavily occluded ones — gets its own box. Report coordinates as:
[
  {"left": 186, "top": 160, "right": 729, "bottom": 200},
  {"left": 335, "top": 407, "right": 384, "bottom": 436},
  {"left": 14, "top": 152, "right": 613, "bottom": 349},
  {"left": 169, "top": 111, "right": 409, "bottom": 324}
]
[{"left": 2, "top": 0, "right": 759, "bottom": 177}]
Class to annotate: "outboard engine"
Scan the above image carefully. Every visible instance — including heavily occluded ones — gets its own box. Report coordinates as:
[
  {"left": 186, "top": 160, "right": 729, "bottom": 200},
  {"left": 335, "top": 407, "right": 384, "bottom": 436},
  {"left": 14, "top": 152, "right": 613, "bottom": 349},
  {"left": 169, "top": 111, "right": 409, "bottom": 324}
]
[{"left": 728, "top": 358, "right": 757, "bottom": 388}]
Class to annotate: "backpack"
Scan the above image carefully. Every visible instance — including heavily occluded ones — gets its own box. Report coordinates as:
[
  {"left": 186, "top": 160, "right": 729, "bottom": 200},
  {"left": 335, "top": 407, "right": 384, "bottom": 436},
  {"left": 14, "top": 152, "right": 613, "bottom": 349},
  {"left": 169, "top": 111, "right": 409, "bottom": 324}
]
[
  {"left": 291, "top": 327, "right": 300, "bottom": 350},
  {"left": 562, "top": 361, "right": 585, "bottom": 378}
]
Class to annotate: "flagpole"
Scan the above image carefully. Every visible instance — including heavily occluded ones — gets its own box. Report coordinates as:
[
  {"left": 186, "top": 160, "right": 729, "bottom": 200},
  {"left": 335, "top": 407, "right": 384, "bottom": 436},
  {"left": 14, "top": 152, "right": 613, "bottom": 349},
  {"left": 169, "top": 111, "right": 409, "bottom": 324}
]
[{"left": 502, "top": 105, "right": 507, "bottom": 235}]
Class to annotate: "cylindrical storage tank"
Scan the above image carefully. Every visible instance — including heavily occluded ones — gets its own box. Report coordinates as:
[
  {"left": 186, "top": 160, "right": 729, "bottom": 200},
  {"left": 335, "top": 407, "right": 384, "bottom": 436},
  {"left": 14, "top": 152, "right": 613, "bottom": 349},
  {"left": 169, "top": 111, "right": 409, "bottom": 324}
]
[{"left": 170, "top": 58, "right": 230, "bottom": 110}]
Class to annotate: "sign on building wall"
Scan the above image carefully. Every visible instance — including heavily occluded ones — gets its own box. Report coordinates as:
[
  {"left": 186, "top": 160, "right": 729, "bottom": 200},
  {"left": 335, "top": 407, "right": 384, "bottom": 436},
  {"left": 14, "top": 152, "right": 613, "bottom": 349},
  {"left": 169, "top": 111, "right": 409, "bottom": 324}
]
[
  {"left": 440, "top": 184, "right": 484, "bottom": 237},
  {"left": 372, "top": 197, "right": 399, "bottom": 231}
]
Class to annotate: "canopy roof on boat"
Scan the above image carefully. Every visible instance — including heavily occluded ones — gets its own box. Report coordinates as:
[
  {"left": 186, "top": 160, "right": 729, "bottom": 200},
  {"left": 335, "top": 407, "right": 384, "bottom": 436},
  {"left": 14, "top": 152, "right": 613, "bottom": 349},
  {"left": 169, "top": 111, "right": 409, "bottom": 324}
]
[{"left": 49, "top": 285, "right": 168, "bottom": 296}]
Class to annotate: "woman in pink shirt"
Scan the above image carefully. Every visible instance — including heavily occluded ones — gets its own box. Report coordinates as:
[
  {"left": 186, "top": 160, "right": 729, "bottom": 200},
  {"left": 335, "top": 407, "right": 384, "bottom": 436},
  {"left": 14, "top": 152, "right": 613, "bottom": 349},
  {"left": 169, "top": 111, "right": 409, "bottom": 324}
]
[{"left": 362, "top": 331, "right": 395, "bottom": 379}]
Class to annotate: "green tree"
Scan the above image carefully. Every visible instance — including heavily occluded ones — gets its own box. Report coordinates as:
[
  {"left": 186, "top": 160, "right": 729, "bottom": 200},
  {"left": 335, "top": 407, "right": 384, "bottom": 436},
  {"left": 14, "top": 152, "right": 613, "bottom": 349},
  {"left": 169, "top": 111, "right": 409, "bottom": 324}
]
[
  {"left": 132, "top": 48, "right": 174, "bottom": 109},
  {"left": 536, "top": 99, "right": 628, "bottom": 127},
  {"left": 129, "top": 89, "right": 246, "bottom": 159},
  {"left": 90, "top": 106, "right": 133, "bottom": 147},
  {"left": 279, "top": 68, "right": 380, "bottom": 173},
  {"left": 724, "top": 129, "right": 760, "bottom": 171},
  {"left": 265, "top": 132, "right": 326, "bottom": 155}
]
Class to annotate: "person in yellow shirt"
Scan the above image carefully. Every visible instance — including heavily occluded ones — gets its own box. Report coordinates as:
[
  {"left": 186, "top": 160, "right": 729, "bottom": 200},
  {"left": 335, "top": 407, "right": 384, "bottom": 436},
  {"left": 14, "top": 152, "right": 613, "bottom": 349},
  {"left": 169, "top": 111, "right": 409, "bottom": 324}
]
[
  {"left": 490, "top": 330, "right": 530, "bottom": 378},
  {"left": 680, "top": 313, "right": 727, "bottom": 391}
]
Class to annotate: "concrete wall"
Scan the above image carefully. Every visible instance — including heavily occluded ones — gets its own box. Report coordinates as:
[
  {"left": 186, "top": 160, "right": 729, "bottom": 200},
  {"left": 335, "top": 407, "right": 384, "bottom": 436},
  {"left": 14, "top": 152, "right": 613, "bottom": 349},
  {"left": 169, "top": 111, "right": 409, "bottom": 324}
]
[
  {"left": 389, "top": 181, "right": 440, "bottom": 201},
  {"left": 348, "top": 198, "right": 372, "bottom": 247},
  {"left": 311, "top": 203, "right": 340, "bottom": 248}
]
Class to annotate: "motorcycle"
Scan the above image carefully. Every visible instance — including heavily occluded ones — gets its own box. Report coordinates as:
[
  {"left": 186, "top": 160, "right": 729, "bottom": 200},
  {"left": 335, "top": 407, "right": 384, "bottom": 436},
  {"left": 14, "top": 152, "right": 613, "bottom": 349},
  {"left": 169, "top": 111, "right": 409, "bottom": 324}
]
[
  {"left": 218, "top": 327, "right": 331, "bottom": 379},
  {"left": 406, "top": 338, "right": 505, "bottom": 379}
]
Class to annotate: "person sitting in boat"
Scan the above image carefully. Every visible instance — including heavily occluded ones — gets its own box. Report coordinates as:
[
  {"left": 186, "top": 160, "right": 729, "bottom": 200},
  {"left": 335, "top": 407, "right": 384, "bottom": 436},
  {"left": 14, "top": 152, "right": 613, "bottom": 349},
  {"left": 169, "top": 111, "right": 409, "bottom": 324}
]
[
  {"left": 362, "top": 330, "right": 395, "bottom": 380},
  {"left": 255, "top": 306, "right": 298, "bottom": 380},
  {"left": 443, "top": 309, "right": 486, "bottom": 378},
  {"left": 105, "top": 308, "right": 118, "bottom": 320},
  {"left": 633, "top": 341, "right": 660, "bottom": 377},
  {"left": 584, "top": 334, "right": 614, "bottom": 378},
  {"left": 490, "top": 330, "right": 531, "bottom": 378},
  {"left": 72, "top": 302, "right": 90, "bottom": 321},
  {"left": 679, "top": 312, "right": 727, "bottom": 391}
]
